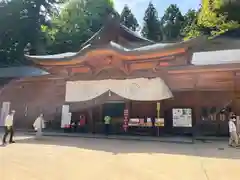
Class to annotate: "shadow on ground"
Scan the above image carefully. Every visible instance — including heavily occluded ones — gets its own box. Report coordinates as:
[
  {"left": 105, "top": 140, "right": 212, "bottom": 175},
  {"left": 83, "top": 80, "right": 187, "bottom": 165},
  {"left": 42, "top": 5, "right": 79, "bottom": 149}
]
[{"left": 12, "top": 135, "right": 240, "bottom": 160}]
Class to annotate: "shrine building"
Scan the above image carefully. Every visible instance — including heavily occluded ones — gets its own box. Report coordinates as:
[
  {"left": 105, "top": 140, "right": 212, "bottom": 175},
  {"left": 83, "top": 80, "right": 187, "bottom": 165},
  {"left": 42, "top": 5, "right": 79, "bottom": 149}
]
[{"left": 1, "top": 17, "right": 240, "bottom": 136}]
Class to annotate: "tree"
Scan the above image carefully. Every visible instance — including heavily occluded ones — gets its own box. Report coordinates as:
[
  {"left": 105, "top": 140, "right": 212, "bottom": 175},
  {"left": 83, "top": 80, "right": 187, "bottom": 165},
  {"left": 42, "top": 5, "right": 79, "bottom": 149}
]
[
  {"left": 216, "top": 0, "right": 240, "bottom": 22},
  {"left": 181, "top": 9, "right": 202, "bottom": 39},
  {"left": 183, "top": 0, "right": 240, "bottom": 40},
  {"left": 160, "top": 4, "right": 185, "bottom": 41},
  {"left": 84, "top": 0, "right": 115, "bottom": 32},
  {"left": 141, "top": 2, "right": 162, "bottom": 42},
  {"left": 0, "top": 0, "right": 65, "bottom": 66},
  {"left": 120, "top": 5, "right": 139, "bottom": 31},
  {"left": 45, "top": 0, "right": 115, "bottom": 54},
  {"left": 198, "top": 0, "right": 239, "bottom": 36}
]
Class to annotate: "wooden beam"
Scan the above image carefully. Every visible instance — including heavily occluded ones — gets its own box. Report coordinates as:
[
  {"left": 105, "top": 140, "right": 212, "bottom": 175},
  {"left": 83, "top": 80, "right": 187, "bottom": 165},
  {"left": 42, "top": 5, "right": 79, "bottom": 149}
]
[{"left": 167, "top": 64, "right": 240, "bottom": 74}]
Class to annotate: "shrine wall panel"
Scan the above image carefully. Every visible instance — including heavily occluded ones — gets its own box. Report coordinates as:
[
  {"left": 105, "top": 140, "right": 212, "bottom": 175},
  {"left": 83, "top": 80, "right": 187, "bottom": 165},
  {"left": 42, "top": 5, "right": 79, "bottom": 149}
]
[{"left": 0, "top": 79, "right": 66, "bottom": 128}]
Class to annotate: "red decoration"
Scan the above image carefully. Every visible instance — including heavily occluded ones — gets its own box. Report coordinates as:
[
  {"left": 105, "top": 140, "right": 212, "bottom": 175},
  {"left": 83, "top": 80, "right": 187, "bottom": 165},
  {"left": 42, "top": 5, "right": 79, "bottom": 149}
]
[
  {"left": 64, "top": 124, "right": 71, "bottom": 128},
  {"left": 139, "top": 118, "right": 144, "bottom": 125},
  {"left": 159, "top": 62, "right": 169, "bottom": 66}
]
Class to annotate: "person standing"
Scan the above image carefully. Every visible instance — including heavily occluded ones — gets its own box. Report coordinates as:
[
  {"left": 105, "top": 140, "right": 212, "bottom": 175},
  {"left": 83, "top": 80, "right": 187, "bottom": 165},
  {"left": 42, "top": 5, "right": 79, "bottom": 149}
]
[
  {"left": 104, "top": 115, "right": 111, "bottom": 135},
  {"left": 228, "top": 115, "right": 239, "bottom": 147},
  {"left": 2, "top": 110, "right": 16, "bottom": 145},
  {"left": 33, "top": 114, "right": 45, "bottom": 139}
]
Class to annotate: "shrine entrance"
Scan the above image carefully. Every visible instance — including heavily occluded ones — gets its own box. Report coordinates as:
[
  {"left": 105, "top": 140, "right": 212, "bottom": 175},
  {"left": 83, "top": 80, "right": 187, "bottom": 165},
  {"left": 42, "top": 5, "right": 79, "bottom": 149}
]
[{"left": 101, "top": 102, "right": 125, "bottom": 134}]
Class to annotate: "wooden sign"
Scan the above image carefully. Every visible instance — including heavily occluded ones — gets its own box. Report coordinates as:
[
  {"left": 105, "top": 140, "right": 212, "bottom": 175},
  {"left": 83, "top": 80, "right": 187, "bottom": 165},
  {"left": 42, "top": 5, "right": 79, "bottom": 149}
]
[{"left": 155, "top": 118, "right": 164, "bottom": 127}]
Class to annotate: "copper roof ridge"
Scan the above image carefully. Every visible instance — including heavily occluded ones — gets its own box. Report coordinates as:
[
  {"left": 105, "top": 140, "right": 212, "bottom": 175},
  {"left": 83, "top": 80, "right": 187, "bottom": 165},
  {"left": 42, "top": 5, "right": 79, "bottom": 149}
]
[{"left": 25, "top": 37, "right": 206, "bottom": 63}]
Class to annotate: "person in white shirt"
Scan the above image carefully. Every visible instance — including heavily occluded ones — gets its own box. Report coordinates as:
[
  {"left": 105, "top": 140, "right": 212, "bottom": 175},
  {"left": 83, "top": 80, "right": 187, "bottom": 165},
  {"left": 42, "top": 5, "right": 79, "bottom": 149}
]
[
  {"left": 33, "top": 114, "right": 45, "bottom": 139},
  {"left": 2, "top": 110, "right": 15, "bottom": 145},
  {"left": 228, "top": 116, "right": 239, "bottom": 147}
]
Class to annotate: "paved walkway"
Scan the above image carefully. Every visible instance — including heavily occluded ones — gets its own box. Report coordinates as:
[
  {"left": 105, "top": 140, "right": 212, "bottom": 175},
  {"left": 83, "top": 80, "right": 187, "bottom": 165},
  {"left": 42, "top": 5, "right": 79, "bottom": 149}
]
[
  {"left": 25, "top": 131, "right": 194, "bottom": 144},
  {"left": 0, "top": 128, "right": 229, "bottom": 142},
  {"left": 0, "top": 134, "right": 240, "bottom": 180}
]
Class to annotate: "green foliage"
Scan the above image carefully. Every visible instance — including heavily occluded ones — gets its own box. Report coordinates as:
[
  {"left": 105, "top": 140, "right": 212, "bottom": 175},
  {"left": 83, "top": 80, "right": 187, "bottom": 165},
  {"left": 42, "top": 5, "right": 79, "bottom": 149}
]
[
  {"left": 0, "top": 0, "right": 65, "bottom": 66},
  {"left": 183, "top": 0, "right": 240, "bottom": 40},
  {"left": 181, "top": 9, "right": 203, "bottom": 40},
  {"left": 84, "top": 0, "right": 115, "bottom": 32},
  {"left": 216, "top": 1, "right": 240, "bottom": 22},
  {"left": 160, "top": 4, "right": 185, "bottom": 41},
  {"left": 120, "top": 5, "right": 139, "bottom": 31},
  {"left": 141, "top": 2, "right": 162, "bottom": 42},
  {"left": 45, "top": 0, "right": 115, "bottom": 54},
  {"left": 1, "top": 0, "right": 240, "bottom": 67}
]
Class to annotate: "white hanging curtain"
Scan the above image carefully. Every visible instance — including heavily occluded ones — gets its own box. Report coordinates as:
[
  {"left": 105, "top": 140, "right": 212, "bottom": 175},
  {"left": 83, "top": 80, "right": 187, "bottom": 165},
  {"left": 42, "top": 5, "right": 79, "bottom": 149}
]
[{"left": 65, "top": 78, "right": 173, "bottom": 102}]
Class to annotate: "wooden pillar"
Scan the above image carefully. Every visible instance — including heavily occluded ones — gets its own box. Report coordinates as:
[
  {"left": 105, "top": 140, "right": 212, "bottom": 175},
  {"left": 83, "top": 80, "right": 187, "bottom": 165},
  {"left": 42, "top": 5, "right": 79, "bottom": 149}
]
[
  {"left": 193, "top": 75, "right": 200, "bottom": 138},
  {"left": 230, "top": 72, "right": 240, "bottom": 134},
  {"left": 233, "top": 90, "right": 240, "bottom": 114},
  {"left": 232, "top": 72, "right": 238, "bottom": 113},
  {"left": 233, "top": 72, "right": 240, "bottom": 133},
  {"left": 87, "top": 108, "right": 93, "bottom": 133},
  {"left": 99, "top": 104, "right": 103, "bottom": 120},
  {"left": 194, "top": 90, "right": 200, "bottom": 136}
]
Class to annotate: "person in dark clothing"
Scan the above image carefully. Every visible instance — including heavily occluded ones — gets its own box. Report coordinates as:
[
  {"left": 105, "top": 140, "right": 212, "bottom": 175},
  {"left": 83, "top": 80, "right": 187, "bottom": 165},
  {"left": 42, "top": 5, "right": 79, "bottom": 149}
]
[
  {"left": 151, "top": 117, "right": 155, "bottom": 127},
  {"left": 71, "top": 119, "right": 78, "bottom": 133},
  {"left": 151, "top": 117, "right": 156, "bottom": 136}
]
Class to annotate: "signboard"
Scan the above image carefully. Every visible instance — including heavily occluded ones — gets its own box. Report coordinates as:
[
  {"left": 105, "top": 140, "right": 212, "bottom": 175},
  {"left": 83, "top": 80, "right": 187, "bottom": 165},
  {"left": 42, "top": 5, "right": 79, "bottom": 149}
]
[
  {"left": 145, "top": 117, "right": 152, "bottom": 127},
  {"left": 128, "top": 118, "right": 139, "bottom": 126},
  {"left": 123, "top": 109, "right": 129, "bottom": 131},
  {"left": 172, "top": 108, "right": 192, "bottom": 127},
  {"left": 61, "top": 105, "right": 71, "bottom": 128},
  {"left": 128, "top": 117, "right": 164, "bottom": 127},
  {"left": 0, "top": 102, "right": 10, "bottom": 127},
  {"left": 155, "top": 118, "right": 164, "bottom": 127}
]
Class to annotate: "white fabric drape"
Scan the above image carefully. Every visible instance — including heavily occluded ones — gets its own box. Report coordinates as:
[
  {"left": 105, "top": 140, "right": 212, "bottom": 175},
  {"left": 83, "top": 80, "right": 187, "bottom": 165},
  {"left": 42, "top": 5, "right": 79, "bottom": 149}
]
[{"left": 65, "top": 78, "right": 173, "bottom": 102}]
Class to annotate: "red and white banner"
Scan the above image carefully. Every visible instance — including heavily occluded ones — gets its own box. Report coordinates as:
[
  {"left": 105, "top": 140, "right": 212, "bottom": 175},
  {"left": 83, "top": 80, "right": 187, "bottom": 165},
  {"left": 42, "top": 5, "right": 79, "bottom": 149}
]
[{"left": 123, "top": 109, "right": 129, "bottom": 132}]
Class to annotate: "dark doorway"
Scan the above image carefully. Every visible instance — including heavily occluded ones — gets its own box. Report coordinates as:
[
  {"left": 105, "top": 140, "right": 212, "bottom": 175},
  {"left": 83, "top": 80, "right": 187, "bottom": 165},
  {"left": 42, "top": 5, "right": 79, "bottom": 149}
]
[
  {"left": 102, "top": 102, "right": 125, "bottom": 118},
  {"left": 102, "top": 102, "right": 125, "bottom": 134}
]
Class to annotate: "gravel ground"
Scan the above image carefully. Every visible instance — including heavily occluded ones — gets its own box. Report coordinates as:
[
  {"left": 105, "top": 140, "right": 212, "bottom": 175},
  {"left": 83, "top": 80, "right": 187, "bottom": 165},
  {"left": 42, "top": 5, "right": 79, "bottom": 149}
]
[{"left": 0, "top": 135, "right": 240, "bottom": 180}]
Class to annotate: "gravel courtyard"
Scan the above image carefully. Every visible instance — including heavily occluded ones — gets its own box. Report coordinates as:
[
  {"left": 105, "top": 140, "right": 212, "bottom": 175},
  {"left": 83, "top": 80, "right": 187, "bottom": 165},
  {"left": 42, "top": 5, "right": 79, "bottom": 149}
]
[{"left": 0, "top": 135, "right": 240, "bottom": 180}]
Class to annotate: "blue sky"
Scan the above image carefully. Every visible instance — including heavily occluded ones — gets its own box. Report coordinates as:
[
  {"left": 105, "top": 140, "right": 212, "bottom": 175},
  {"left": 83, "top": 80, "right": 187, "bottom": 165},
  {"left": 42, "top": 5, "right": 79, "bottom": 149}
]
[{"left": 114, "top": 0, "right": 201, "bottom": 25}]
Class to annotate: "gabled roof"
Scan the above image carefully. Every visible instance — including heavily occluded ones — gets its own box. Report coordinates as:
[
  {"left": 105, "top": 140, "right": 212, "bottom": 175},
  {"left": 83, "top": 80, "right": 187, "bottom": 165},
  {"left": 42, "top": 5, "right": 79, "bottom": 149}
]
[
  {"left": 0, "top": 66, "right": 48, "bottom": 78},
  {"left": 25, "top": 37, "right": 205, "bottom": 65},
  {"left": 118, "top": 24, "right": 154, "bottom": 44},
  {"left": 213, "top": 28, "right": 240, "bottom": 39},
  {"left": 194, "top": 28, "right": 240, "bottom": 52},
  {"left": 80, "top": 16, "right": 154, "bottom": 48}
]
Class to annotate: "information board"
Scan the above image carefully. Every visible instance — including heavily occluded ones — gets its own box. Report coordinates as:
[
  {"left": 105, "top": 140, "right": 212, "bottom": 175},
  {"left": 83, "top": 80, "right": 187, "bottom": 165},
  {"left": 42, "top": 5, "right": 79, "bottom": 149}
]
[{"left": 172, "top": 108, "right": 192, "bottom": 127}]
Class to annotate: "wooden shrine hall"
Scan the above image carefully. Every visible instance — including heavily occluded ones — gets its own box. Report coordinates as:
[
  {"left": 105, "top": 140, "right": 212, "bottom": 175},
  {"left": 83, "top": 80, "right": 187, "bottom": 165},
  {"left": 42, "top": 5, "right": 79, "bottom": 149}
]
[{"left": 1, "top": 17, "right": 240, "bottom": 136}]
